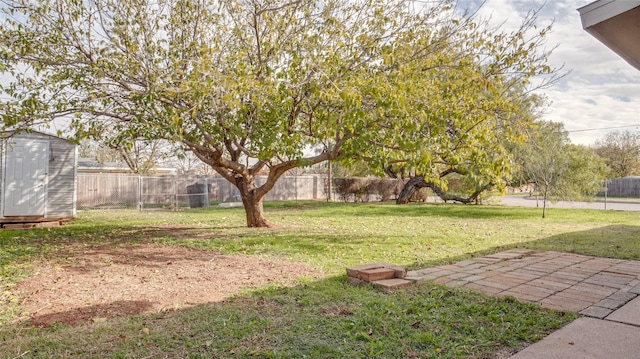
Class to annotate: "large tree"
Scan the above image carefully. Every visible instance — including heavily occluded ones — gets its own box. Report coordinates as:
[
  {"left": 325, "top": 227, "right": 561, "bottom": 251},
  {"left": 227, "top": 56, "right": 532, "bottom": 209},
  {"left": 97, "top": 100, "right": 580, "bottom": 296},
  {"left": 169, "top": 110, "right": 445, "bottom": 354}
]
[
  {"left": 1, "top": 0, "right": 558, "bottom": 227},
  {"left": 346, "top": 7, "right": 561, "bottom": 205},
  {"left": 593, "top": 130, "right": 640, "bottom": 178}
]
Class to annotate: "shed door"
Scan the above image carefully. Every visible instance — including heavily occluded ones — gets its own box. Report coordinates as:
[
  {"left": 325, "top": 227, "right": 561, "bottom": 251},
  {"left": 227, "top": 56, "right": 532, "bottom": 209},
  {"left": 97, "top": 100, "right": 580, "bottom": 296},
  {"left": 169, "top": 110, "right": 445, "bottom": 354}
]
[{"left": 3, "top": 139, "right": 48, "bottom": 216}]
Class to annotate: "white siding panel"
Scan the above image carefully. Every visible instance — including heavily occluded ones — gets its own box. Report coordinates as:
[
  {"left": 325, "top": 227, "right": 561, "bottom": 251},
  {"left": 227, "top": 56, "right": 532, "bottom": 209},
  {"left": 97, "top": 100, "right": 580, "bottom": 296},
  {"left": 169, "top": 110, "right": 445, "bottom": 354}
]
[{"left": 1, "top": 132, "right": 77, "bottom": 218}]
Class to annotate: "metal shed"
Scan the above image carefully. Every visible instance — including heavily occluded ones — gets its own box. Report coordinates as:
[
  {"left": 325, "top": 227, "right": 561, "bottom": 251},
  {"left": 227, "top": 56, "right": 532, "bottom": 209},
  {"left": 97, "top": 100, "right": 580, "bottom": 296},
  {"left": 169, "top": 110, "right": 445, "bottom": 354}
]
[{"left": 1, "top": 131, "right": 77, "bottom": 227}]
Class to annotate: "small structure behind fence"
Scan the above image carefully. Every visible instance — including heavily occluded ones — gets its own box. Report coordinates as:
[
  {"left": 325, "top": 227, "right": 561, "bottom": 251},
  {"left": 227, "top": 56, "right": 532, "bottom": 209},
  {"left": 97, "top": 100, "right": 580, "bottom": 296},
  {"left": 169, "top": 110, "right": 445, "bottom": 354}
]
[{"left": 77, "top": 173, "right": 326, "bottom": 210}]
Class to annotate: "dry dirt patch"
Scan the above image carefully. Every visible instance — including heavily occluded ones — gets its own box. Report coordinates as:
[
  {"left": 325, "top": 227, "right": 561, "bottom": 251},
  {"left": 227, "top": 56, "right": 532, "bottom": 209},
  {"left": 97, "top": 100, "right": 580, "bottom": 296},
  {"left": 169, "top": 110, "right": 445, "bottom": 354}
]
[{"left": 16, "top": 244, "right": 320, "bottom": 327}]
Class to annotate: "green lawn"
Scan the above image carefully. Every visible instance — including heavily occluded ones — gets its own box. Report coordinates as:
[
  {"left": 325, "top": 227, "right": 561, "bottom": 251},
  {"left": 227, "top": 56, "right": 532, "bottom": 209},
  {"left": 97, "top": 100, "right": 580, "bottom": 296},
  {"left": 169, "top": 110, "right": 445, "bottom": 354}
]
[{"left": 2, "top": 201, "right": 639, "bottom": 358}]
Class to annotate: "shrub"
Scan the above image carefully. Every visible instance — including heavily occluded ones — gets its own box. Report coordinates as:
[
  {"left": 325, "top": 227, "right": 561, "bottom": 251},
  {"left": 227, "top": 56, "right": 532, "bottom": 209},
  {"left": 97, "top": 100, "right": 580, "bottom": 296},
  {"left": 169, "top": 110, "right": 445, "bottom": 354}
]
[
  {"left": 368, "top": 178, "right": 403, "bottom": 201},
  {"left": 333, "top": 177, "right": 403, "bottom": 202},
  {"left": 333, "top": 178, "right": 363, "bottom": 202}
]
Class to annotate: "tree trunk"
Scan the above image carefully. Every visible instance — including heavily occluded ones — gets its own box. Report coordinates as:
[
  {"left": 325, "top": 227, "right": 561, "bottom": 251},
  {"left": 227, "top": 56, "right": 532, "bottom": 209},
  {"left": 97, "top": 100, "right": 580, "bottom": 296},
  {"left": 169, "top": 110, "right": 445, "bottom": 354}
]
[
  {"left": 236, "top": 177, "right": 271, "bottom": 228},
  {"left": 396, "top": 175, "right": 493, "bottom": 205},
  {"left": 241, "top": 195, "right": 270, "bottom": 227},
  {"left": 396, "top": 176, "right": 428, "bottom": 204},
  {"left": 541, "top": 184, "right": 548, "bottom": 219}
]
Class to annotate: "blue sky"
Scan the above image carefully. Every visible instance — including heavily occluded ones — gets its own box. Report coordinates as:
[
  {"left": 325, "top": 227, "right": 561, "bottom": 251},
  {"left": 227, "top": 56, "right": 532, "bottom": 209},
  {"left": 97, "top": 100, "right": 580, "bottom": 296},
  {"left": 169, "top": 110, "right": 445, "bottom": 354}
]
[{"left": 465, "top": 0, "right": 640, "bottom": 145}]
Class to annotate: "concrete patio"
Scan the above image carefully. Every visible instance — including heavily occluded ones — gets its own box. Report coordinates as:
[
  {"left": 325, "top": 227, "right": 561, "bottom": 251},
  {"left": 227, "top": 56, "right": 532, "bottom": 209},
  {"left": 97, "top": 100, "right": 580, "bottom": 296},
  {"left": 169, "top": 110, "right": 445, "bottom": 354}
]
[{"left": 406, "top": 249, "right": 640, "bottom": 358}]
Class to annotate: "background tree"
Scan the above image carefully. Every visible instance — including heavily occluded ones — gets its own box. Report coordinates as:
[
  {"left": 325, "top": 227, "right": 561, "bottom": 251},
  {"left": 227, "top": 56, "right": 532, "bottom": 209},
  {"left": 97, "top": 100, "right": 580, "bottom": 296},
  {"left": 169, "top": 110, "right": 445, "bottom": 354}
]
[
  {"left": 79, "top": 141, "right": 122, "bottom": 165},
  {"left": 513, "top": 121, "right": 607, "bottom": 218},
  {"left": 79, "top": 138, "right": 171, "bottom": 173},
  {"left": 593, "top": 130, "right": 640, "bottom": 178},
  {"left": 1, "top": 0, "right": 558, "bottom": 227},
  {"left": 113, "top": 139, "right": 171, "bottom": 174},
  {"left": 559, "top": 144, "right": 608, "bottom": 201},
  {"left": 165, "top": 147, "right": 219, "bottom": 175}
]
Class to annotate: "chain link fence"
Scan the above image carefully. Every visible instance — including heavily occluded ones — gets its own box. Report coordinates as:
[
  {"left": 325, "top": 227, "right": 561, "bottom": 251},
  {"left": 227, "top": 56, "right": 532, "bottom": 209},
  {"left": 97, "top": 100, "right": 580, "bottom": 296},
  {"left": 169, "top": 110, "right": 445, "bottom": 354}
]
[
  {"left": 78, "top": 174, "right": 640, "bottom": 211},
  {"left": 77, "top": 173, "right": 327, "bottom": 210}
]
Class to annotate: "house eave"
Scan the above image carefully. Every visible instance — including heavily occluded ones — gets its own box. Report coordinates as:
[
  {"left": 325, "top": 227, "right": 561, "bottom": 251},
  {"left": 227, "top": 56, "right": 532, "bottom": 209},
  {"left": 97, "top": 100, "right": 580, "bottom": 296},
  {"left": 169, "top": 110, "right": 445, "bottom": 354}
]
[{"left": 578, "top": 0, "right": 640, "bottom": 71}]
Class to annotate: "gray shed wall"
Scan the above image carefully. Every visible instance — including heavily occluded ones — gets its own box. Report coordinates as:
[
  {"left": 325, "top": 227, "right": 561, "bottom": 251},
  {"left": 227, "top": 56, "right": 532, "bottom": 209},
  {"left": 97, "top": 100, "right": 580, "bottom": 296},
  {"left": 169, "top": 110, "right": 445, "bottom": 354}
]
[
  {"left": 47, "top": 136, "right": 77, "bottom": 217},
  {"left": 1, "top": 132, "right": 77, "bottom": 218}
]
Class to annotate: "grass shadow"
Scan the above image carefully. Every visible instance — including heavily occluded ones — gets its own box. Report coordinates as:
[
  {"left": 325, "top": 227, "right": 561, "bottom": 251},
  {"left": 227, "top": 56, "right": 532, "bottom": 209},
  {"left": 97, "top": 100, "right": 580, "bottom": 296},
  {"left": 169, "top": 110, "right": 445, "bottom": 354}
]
[
  {"left": 28, "top": 300, "right": 155, "bottom": 328},
  {"left": 0, "top": 224, "right": 245, "bottom": 266},
  {"left": 0, "top": 274, "right": 575, "bottom": 359}
]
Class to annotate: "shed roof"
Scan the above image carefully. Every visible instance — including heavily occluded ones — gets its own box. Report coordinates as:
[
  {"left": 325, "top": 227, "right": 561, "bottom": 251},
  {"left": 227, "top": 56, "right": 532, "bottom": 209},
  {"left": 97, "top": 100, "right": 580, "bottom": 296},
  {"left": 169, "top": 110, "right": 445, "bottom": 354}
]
[{"left": 2, "top": 129, "right": 72, "bottom": 141}]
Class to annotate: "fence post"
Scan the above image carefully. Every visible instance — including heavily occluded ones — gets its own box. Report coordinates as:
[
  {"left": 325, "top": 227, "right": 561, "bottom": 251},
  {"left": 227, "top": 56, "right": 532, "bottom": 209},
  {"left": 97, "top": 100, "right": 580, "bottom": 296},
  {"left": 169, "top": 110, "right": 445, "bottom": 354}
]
[
  {"left": 204, "top": 177, "right": 210, "bottom": 208},
  {"left": 137, "top": 175, "right": 142, "bottom": 211},
  {"left": 313, "top": 176, "right": 318, "bottom": 199},
  {"left": 327, "top": 161, "right": 332, "bottom": 202},
  {"left": 173, "top": 175, "right": 178, "bottom": 211},
  {"left": 604, "top": 178, "right": 608, "bottom": 210}
]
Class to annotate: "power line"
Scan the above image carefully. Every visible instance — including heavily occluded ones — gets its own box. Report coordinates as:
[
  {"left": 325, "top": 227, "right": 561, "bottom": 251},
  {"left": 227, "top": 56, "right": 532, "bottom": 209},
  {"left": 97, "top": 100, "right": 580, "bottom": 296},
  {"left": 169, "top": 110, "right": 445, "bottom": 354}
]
[{"left": 567, "top": 125, "right": 640, "bottom": 133}]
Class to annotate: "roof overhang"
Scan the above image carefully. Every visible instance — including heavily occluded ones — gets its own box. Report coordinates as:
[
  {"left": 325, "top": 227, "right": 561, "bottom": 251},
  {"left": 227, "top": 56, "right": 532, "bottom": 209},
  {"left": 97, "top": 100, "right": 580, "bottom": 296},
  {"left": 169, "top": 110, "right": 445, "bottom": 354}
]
[
  {"left": 2, "top": 129, "right": 71, "bottom": 141},
  {"left": 578, "top": 0, "right": 640, "bottom": 70}
]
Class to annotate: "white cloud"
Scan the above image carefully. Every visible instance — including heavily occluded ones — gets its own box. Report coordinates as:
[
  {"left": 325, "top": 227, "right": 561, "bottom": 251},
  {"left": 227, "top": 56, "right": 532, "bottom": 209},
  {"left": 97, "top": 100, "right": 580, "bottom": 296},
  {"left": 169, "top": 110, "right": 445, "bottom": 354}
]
[{"left": 473, "top": 0, "right": 640, "bottom": 145}]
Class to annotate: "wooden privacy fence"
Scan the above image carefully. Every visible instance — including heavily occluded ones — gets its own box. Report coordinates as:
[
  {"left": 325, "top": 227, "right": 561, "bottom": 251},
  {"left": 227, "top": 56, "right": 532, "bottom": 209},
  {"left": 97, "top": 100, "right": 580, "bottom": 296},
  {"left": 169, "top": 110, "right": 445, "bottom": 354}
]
[
  {"left": 76, "top": 174, "right": 326, "bottom": 210},
  {"left": 602, "top": 177, "right": 640, "bottom": 198}
]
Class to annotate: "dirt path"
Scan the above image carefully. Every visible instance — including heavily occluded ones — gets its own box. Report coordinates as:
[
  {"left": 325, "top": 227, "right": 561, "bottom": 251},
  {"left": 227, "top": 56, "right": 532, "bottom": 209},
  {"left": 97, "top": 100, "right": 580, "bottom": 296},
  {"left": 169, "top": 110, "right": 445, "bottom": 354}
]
[{"left": 16, "top": 244, "right": 320, "bottom": 327}]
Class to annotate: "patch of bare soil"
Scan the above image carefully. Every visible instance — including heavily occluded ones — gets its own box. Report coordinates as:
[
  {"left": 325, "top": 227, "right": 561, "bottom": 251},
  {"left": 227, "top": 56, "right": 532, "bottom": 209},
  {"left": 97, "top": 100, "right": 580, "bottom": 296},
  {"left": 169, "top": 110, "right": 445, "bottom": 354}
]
[{"left": 16, "top": 244, "right": 320, "bottom": 327}]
